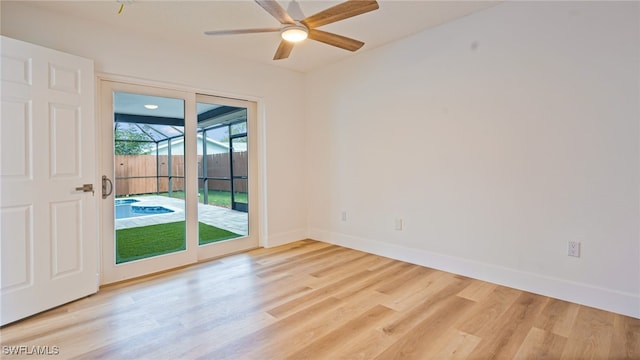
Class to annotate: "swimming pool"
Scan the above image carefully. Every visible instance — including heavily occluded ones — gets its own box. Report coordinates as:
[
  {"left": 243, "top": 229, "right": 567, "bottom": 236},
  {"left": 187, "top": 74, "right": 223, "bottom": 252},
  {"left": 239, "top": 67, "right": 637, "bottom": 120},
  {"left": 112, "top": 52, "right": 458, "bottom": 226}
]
[{"left": 115, "top": 199, "right": 175, "bottom": 219}]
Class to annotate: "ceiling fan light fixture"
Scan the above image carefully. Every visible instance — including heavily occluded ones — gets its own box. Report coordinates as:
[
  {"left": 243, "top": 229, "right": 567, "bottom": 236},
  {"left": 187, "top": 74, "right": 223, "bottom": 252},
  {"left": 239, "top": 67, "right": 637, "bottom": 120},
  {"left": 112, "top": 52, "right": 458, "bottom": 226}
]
[
  {"left": 281, "top": 25, "right": 308, "bottom": 42},
  {"left": 204, "top": 0, "right": 380, "bottom": 60}
]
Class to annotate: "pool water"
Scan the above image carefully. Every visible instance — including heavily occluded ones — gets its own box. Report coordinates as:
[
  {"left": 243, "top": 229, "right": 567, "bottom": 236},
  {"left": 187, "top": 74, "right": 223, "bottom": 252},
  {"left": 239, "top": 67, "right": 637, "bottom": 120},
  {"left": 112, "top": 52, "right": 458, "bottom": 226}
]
[
  {"left": 115, "top": 199, "right": 139, "bottom": 206},
  {"left": 115, "top": 199, "right": 174, "bottom": 219}
]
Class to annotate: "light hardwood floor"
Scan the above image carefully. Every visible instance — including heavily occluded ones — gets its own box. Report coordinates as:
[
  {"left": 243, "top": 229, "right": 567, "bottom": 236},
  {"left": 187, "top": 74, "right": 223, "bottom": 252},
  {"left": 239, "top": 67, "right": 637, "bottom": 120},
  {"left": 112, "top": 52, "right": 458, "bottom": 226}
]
[{"left": 1, "top": 240, "right": 639, "bottom": 359}]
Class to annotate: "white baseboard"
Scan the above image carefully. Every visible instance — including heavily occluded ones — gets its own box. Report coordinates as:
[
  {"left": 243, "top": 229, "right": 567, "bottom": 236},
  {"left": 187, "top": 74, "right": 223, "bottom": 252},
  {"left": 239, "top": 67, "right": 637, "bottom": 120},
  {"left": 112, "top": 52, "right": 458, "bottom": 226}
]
[
  {"left": 263, "top": 228, "right": 308, "bottom": 248},
  {"left": 309, "top": 228, "right": 640, "bottom": 319}
]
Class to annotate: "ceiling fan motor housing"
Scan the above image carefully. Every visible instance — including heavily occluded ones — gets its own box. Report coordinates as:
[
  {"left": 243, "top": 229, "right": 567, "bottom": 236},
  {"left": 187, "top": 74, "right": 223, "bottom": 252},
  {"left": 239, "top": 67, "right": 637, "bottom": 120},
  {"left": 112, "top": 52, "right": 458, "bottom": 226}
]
[{"left": 281, "top": 23, "right": 308, "bottom": 42}]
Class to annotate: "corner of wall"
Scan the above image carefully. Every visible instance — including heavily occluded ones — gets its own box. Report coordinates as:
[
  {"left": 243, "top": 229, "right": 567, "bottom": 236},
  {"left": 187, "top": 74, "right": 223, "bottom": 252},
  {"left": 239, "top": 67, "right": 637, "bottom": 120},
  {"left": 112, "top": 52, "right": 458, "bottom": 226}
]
[{"left": 264, "top": 228, "right": 309, "bottom": 248}]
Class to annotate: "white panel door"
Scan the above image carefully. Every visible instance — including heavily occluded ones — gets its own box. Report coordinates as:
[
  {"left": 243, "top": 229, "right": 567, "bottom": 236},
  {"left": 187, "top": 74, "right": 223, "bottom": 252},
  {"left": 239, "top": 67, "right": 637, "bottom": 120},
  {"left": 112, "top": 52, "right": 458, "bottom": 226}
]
[{"left": 0, "top": 36, "right": 98, "bottom": 326}]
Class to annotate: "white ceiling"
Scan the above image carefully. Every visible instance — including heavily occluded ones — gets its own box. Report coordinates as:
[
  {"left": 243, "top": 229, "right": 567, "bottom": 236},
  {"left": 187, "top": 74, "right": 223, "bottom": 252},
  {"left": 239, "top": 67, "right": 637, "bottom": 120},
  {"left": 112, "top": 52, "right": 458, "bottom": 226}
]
[{"left": 22, "top": 0, "right": 502, "bottom": 73}]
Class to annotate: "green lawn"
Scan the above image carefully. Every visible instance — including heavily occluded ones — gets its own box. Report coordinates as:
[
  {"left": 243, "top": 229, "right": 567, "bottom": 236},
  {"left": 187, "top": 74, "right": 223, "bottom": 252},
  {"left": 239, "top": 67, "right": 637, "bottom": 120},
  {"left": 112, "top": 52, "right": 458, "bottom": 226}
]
[
  {"left": 135, "top": 190, "right": 247, "bottom": 208},
  {"left": 116, "top": 221, "right": 240, "bottom": 264}
]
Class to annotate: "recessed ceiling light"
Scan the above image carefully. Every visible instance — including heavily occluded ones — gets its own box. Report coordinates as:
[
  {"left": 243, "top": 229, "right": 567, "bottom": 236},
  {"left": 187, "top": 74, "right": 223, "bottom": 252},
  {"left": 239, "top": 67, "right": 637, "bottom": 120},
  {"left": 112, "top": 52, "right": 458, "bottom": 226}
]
[{"left": 144, "top": 104, "right": 159, "bottom": 110}]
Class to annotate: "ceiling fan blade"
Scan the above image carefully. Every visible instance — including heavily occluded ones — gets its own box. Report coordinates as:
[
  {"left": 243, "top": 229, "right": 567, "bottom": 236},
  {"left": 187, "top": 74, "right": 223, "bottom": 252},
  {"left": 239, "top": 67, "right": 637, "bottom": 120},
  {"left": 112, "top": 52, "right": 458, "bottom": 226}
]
[
  {"left": 204, "top": 28, "right": 280, "bottom": 36},
  {"left": 287, "top": 0, "right": 305, "bottom": 21},
  {"left": 255, "top": 0, "right": 295, "bottom": 24},
  {"left": 273, "top": 40, "right": 294, "bottom": 60},
  {"left": 307, "top": 29, "right": 364, "bottom": 52},
  {"left": 301, "top": 0, "right": 379, "bottom": 29}
]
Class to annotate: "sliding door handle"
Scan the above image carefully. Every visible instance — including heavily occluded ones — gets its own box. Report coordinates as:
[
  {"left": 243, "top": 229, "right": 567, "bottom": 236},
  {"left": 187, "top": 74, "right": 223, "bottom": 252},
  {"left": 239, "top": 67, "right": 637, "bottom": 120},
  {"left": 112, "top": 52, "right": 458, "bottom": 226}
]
[{"left": 102, "top": 175, "right": 113, "bottom": 199}]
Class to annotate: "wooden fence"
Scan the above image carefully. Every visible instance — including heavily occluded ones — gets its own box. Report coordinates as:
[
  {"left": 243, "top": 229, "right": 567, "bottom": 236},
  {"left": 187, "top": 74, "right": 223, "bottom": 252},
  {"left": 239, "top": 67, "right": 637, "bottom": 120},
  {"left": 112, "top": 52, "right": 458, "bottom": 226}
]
[{"left": 115, "top": 153, "right": 248, "bottom": 196}]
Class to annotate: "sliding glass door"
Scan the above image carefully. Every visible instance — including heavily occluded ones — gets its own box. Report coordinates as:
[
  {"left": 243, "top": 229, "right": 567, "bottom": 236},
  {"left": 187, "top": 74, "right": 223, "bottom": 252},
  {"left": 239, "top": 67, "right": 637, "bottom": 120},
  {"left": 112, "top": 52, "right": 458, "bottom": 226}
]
[{"left": 100, "top": 82, "right": 258, "bottom": 283}]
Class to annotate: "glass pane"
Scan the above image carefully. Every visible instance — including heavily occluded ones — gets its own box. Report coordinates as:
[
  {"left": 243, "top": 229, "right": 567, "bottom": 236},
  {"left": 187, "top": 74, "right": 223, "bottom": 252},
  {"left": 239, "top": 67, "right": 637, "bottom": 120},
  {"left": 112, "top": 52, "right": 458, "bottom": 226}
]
[
  {"left": 114, "top": 92, "right": 186, "bottom": 264},
  {"left": 203, "top": 126, "right": 229, "bottom": 143},
  {"left": 202, "top": 179, "right": 232, "bottom": 207},
  {"left": 230, "top": 121, "right": 247, "bottom": 136},
  {"left": 196, "top": 101, "right": 247, "bottom": 246},
  {"left": 158, "top": 152, "right": 169, "bottom": 177},
  {"left": 232, "top": 137, "right": 248, "bottom": 177},
  {"left": 233, "top": 178, "right": 248, "bottom": 211},
  {"left": 231, "top": 134, "right": 248, "bottom": 214}
]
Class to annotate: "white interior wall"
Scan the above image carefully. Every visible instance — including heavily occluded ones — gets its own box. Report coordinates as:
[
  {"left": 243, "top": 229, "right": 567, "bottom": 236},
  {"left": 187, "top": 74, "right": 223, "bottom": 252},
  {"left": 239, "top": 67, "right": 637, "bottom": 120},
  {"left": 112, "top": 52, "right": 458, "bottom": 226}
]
[
  {"left": 305, "top": 1, "right": 640, "bottom": 318},
  {"left": 1, "top": 2, "right": 309, "bottom": 247}
]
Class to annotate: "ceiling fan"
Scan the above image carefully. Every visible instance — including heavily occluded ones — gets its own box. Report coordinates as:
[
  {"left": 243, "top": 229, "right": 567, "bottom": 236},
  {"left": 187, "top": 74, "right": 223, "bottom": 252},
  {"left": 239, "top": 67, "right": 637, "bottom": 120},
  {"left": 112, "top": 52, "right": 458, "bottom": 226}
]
[{"left": 204, "top": 0, "right": 379, "bottom": 60}]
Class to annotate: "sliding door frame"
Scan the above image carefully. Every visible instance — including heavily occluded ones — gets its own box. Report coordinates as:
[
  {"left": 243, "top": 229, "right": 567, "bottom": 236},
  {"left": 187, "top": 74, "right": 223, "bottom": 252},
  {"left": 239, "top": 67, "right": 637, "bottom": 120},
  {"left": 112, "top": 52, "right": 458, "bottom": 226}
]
[
  {"left": 98, "top": 75, "right": 265, "bottom": 285},
  {"left": 195, "top": 94, "right": 259, "bottom": 260}
]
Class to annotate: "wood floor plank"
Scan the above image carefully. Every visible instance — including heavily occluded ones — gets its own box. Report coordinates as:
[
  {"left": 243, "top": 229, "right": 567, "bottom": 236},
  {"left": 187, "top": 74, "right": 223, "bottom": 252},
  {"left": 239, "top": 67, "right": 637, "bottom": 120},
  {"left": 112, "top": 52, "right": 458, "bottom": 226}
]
[
  {"left": 266, "top": 267, "right": 377, "bottom": 318},
  {"left": 380, "top": 270, "right": 456, "bottom": 312},
  {"left": 374, "top": 265, "right": 434, "bottom": 295},
  {"left": 1, "top": 240, "right": 638, "bottom": 360},
  {"left": 284, "top": 304, "right": 397, "bottom": 359},
  {"left": 320, "top": 328, "right": 393, "bottom": 359},
  {"left": 378, "top": 277, "right": 472, "bottom": 340},
  {"left": 513, "top": 327, "right": 567, "bottom": 359},
  {"left": 156, "top": 311, "right": 276, "bottom": 359},
  {"left": 609, "top": 313, "right": 640, "bottom": 359},
  {"left": 373, "top": 296, "right": 476, "bottom": 359},
  {"left": 309, "top": 251, "right": 373, "bottom": 277},
  {"left": 254, "top": 245, "right": 349, "bottom": 278},
  {"left": 200, "top": 296, "right": 344, "bottom": 359},
  {"left": 270, "top": 291, "right": 392, "bottom": 359},
  {"left": 534, "top": 297, "right": 581, "bottom": 338},
  {"left": 429, "top": 328, "right": 482, "bottom": 360},
  {"left": 561, "top": 306, "right": 615, "bottom": 359},
  {"left": 469, "top": 292, "right": 549, "bottom": 358},
  {"left": 456, "top": 279, "right": 498, "bottom": 302},
  {"left": 455, "top": 284, "right": 521, "bottom": 336},
  {"left": 250, "top": 239, "right": 324, "bottom": 262},
  {"left": 332, "top": 261, "right": 408, "bottom": 300}
]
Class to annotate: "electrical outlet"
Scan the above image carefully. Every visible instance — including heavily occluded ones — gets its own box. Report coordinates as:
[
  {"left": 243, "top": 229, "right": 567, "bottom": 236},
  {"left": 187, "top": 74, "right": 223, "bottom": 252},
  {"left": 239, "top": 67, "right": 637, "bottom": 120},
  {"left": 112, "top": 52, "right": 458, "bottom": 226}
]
[
  {"left": 568, "top": 241, "right": 581, "bottom": 257},
  {"left": 394, "top": 218, "right": 403, "bottom": 231},
  {"left": 341, "top": 211, "right": 347, "bottom": 222}
]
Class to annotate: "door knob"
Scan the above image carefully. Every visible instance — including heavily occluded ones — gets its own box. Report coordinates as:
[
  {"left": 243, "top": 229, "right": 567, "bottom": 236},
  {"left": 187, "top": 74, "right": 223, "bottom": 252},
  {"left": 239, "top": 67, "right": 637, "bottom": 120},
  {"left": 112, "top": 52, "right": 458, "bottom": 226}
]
[{"left": 75, "top": 184, "right": 94, "bottom": 195}]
